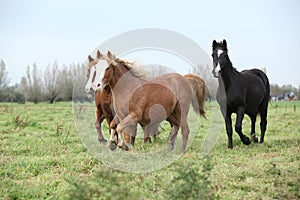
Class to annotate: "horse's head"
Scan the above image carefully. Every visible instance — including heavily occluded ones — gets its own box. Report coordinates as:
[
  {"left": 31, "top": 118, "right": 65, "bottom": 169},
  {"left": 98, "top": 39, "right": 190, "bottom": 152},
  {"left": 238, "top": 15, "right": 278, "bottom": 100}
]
[
  {"left": 85, "top": 50, "right": 110, "bottom": 97},
  {"left": 91, "top": 51, "right": 118, "bottom": 92},
  {"left": 95, "top": 51, "right": 147, "bottom": 92},
  {"left": 211, "top": 39, "right": 228, "bottom": 78},
  {"left": 96, "top": 51, "right": 132, "bottom": 91}
]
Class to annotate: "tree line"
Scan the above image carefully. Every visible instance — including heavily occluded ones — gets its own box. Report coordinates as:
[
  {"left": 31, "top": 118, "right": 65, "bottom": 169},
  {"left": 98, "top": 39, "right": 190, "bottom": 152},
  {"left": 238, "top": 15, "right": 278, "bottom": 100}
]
[
  {"left": 0, "top": 59, "right": 299, "bottom": 103},
  {"left": 0, "top": 60, "right": 89, "bottom": 103}
]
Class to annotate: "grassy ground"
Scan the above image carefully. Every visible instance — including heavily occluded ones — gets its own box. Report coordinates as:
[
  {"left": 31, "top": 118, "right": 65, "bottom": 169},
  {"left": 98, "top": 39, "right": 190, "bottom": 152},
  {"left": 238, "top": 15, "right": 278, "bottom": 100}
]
[{"left": 0, "top": 101, "right": 299, "bottom": 199}]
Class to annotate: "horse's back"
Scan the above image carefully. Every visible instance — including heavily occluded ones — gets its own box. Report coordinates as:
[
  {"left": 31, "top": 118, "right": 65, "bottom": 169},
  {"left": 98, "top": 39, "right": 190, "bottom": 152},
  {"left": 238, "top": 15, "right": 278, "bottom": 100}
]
[
  {"left": 154, "top": 73, "right": 192, "bottom": 96},
  {"left": 153, "top": 73, "right": 193, "bottom": 112},
  {"left": 241, "top": 69, "right": 270, "bottom": 98},
  {"left": 241, "top": 69, "right": 270, "bottom": 113}
]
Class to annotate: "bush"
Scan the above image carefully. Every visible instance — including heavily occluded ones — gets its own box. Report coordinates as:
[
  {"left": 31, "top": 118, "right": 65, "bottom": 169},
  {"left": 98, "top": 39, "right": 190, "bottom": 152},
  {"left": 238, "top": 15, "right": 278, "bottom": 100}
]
[
  {"left": 67, "top": 168, "right": 141, "bottom": 200},
  {"left": 165, "top": 157, "right": 217, "bottom": 200}
]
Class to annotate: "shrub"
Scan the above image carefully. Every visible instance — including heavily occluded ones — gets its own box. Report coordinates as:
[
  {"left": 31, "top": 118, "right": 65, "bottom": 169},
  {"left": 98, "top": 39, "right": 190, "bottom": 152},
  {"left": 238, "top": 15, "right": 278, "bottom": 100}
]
[{"left": 165, "top": 157, "right": 217, "bottom": 200}]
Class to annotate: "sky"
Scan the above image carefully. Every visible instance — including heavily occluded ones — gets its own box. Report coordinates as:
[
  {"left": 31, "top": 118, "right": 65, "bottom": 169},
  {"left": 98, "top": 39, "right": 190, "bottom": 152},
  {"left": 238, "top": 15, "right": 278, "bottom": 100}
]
[{"left": 0, "top": 0, "right": 300, "bottom": 87}]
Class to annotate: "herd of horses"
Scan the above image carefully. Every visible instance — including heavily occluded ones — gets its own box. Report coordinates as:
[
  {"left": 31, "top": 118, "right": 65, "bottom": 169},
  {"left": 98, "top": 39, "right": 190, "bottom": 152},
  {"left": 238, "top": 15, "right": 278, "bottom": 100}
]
[{"left": 84, "top": 39, "right": 270, "bottom": 151}]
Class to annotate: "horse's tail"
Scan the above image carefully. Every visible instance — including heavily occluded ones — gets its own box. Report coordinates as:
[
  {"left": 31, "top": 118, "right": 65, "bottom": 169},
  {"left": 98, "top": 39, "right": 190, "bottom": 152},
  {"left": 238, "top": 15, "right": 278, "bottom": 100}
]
[{"left": 184, "top": 74, "right": 206, "bottom": 118}]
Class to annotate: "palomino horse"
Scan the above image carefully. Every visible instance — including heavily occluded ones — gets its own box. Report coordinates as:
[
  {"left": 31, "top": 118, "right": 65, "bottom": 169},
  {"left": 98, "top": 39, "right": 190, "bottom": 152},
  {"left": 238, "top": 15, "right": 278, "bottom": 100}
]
[
  {"left": 94, "top": 52, "right": 204, "bottom": 152},
  {"left": 212, "top": 39, "right": 270, "bottom": 148},
  {"left": 85, "top": 50, "right": 134, "bottom": 144}
]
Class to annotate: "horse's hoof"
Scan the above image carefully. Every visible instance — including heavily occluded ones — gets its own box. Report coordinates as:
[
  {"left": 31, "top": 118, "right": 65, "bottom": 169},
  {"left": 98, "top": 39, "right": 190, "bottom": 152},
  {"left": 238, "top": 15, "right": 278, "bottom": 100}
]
[
  {"left": 168, "top": 144, "right": 174, "bottom": 151},
  {"left": 122, "top": 145, "right": 129, "bottom": 151},
  {"left": 243, "top": 137, "right": 251, "bottom": 145},
  {"left": 260, "top": 140, "right": 264, "bottom": 144},
  {"left": 253, "top": 137, "right": 259, "bottom": 143},
  {"left": 144, "top": 137, "right": 152, "bottom": 143},
  {"left": 99, "top": 138, "right": 107, "bottom": 144},
  {"left": 228, "top": 145, "right": 233, "bottom": 149},
  {"left": 109, "top": 142, "right": 117, "bottom": 151}
]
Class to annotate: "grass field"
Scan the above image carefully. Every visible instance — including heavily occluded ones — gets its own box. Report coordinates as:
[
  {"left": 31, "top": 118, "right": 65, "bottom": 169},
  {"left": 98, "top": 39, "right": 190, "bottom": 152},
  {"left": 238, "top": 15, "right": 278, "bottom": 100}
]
[{"left": 0, "top": 101, "right": 299, "bottom": 199}]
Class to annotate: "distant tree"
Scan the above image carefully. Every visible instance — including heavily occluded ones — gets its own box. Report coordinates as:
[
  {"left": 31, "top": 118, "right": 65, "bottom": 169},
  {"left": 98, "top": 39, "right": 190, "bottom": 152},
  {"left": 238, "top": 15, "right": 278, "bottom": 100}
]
[
  {"left": 57, "top": 65, "right": 74, "bottom": 101},
  {"left": 270, "top": 83, "right": 300, "bottom": 100},
  {"left": 0, "top": 60, "right": 10, "bottom": 102},
  {"left": 0, "top": 60, "right": 9, "bottom": 89},
  {"left": 281, "top": 84, "right": 297, "bottom": 93},
  {"left": 2, "top": 84, "right": 25, "bottom": 103},
  {"left": 43, "top": 61, "right": 61, "bottom": 103},
  {"left": 270, "top": 84, "right": 282, "bottom": 97},
  {"left": 20, "top": 64, "right": 43, "bottom": 103},
  {"left": 72, "top": 63, "right": 89, "bottom": 102}
]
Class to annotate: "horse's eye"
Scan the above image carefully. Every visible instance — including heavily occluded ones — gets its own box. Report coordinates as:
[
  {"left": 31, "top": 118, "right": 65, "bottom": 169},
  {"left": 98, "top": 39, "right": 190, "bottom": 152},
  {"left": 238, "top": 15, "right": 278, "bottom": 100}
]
[{"left": 105, "top": 67, "right": 110, "bottom": 71}]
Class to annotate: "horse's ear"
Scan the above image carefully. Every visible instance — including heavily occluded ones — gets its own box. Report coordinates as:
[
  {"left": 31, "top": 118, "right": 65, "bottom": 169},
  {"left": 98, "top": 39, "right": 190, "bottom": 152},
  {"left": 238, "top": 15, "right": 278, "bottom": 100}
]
[
  {"left": 88, "top": 55, "right": 94, "bottom": 62},
  {"left": 97, "top": 50, "right": 103, "bottom": 59},
  {"left": 107, "top": 50, "right": 113, "bottom": 59},
  {"left": 212, "top": 40, "right": 217, "bottom": 49},
  {"left": 223, "top": 39, "right": 227, "bottom": 49},
  {"left": 107, "top": 50, "right": 116, "bottom": 60}
]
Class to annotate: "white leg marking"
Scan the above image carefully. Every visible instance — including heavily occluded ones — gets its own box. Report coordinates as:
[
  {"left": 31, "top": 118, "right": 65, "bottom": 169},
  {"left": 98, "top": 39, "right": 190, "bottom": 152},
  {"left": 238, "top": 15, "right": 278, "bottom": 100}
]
[
  {"left": 116, "top": 125, "right": 124, "bottom": 147},
  {"left": 110, "top": 129, "right": 115, "bottom": 142}
]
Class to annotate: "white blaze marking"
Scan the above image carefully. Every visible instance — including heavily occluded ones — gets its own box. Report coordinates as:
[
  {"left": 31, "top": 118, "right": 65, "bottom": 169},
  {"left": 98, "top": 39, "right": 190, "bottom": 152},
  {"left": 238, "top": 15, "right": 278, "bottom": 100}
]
[
  {"left": 217, "top": 49, "right": 223, "bottom": 57},
  {"left": 93, "top": 60, "right": 109, "bottom": 91},
  {"left": 214, "top": 63, "right": 221, "bottom": 76},
  {"left": 85, "top": 67, "right": 96, "bottom": 92}
]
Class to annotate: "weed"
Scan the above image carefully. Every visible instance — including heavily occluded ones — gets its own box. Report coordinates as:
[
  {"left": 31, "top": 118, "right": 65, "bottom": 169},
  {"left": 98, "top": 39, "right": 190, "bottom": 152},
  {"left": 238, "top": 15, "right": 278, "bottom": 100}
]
[
  {"left": 67, "top": 168, "right": 141, "bottom": 200},
  {"left": 11, "top": 113, "right": 29, "bottom": 130},
  {"left": 55, "top": 122, "right": 71, "bottom": 145},
  {"left": 165, "top": 157, "right": 218, "bottom": 200},
  {"left": 267, "top": 162, "right": 281, "bottom": 187}
]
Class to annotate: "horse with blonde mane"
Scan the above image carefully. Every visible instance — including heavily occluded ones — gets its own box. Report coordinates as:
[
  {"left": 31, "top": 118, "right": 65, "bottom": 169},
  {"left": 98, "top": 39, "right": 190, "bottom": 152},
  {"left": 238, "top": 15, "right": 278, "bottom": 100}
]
[
  {"left": 85, "top": 51, "right": 134, "bottom": 144},
  {"left": 93, "top": 51, "right": 206, "bottom": 152}
]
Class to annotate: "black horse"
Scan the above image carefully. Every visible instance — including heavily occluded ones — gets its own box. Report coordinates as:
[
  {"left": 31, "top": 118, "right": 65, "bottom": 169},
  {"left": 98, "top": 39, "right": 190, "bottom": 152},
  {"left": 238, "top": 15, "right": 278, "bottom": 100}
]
[{"left": 212, "top": 39, "right": 270, "bottom": 148}]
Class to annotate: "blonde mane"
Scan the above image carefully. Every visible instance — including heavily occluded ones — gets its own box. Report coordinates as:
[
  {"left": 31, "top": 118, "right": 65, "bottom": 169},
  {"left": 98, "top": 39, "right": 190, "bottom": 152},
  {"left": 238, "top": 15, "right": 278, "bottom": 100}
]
[{"left": 116, "top": 58, "right": 150, "bottom": 80}]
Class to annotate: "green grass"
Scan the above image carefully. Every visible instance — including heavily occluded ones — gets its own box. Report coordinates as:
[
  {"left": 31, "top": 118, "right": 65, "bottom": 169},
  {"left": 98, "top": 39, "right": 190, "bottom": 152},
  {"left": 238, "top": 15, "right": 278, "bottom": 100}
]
[{"left": 0, "top": 101, "right": 299, "bottom": 199}]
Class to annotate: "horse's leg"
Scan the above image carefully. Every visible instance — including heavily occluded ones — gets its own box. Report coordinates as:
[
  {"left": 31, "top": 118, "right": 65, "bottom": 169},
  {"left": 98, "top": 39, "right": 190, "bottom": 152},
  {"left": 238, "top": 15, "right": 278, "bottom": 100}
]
[
  {"left": 250, "top": 115, "right": 259, "bottom": 143},
  {"left": 124, "top": 126, "right": 137, "bottom": 145},
  {"left": 142, "top": 125, "right": 152, "bottom": 143},
  {"left": 235, "top": 107, "right": 251, "bottom": 145},
  {"left": 259, "top": 101, "right": 268, "bottom": 143},
  {"left": 108, "top": 117, "right": 119, "bottom": 151},
  {"left": 167, "top": 124, "right": 180, "bottom": 151},
  {"left": 167, "top": 111, "right": 180, "bottom": 151},
  {"left": 116, "top": 114, "right": 138, "bottom": 151},
  {"left": 225, "top": 113, "right": 233, "bottom": 149},
  {"left": 143, "top": 123, "right": 159, "bottom": 143},
  {"left": 151, "top": 123, "right": 160, "bottom": 143},
  {"left": 180, "top": 115, "right": 190, "bottom": 153},
  {"left": 95, "top": 108, "right": 107, "bottom": 144}
]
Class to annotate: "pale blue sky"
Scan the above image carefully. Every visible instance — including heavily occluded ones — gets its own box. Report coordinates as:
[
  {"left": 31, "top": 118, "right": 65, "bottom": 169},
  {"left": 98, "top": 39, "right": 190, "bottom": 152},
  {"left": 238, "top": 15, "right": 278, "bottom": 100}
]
[{"left": 0, "top": 0, "right": 299, "bottom": 86}]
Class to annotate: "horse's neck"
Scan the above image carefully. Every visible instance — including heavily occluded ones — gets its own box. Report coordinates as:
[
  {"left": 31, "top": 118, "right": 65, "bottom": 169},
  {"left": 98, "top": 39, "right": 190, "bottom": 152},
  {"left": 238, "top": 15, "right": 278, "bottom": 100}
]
[
  {"left": 110, "top": 68, "right": 146, "bottom": 117},
  {"left": 110, "top": 68, "right": 146, "bottom": 96},
  {"left": 219, "top": 63, "right": 240, "bottom": 91}
]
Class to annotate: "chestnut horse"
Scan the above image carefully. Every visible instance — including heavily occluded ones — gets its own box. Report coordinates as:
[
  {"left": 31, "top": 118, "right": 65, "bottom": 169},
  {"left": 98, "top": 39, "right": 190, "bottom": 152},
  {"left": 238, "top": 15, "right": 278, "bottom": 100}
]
[
  {"left": 94, "top": 52, "right": 204, "bottom": 152},
  {"left": 86, "top": 51, "right": 206, "bottom": 149},
  {"left": 85, "top": 51, "right": 133, "bottom": 144}
]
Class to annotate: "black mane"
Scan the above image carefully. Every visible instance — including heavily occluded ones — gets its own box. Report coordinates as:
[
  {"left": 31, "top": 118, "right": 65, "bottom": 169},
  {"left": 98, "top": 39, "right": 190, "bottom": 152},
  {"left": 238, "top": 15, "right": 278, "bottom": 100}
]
[{"left": 212, "top": 39, "right": 228, "bottom": 53}]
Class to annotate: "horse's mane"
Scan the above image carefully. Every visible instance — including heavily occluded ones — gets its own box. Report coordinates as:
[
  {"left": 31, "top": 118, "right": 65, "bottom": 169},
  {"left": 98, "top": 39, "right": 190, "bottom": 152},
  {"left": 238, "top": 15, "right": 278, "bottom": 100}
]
[{"left": 116, "top": 58, "right": 150, "bottom": 80}]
